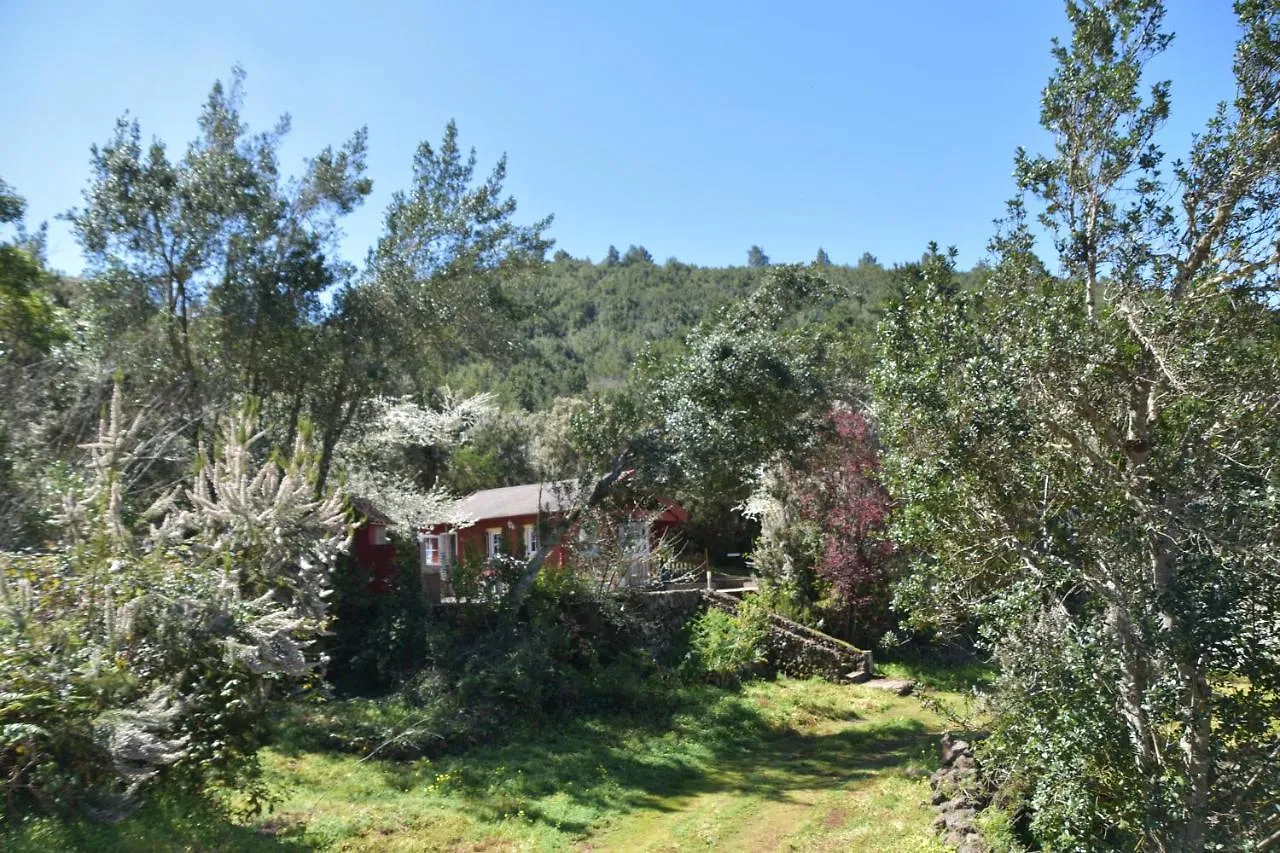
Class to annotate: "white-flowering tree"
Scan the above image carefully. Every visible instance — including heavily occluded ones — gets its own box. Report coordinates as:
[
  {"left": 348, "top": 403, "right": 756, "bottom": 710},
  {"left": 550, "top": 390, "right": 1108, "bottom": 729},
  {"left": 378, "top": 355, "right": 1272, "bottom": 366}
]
[
  {"left": 0, "top": 387, "right": 349, "bottom": 817},
  {"left": 334, "top": 390, "right": 495, "bottom": 532}
]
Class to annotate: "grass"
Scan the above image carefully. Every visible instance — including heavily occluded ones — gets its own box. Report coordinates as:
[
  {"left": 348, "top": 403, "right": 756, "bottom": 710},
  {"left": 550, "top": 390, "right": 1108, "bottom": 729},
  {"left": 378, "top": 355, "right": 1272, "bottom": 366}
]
[{"left": 6, "top": 675, "right": 973, "bottom": 851}]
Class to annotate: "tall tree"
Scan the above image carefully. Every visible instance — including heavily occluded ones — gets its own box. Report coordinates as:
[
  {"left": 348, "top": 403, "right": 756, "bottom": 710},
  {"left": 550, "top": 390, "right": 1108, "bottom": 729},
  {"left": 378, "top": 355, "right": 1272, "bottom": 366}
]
[
  {"left": 747, "top": 245, "right": 770, "bottom": 267},
  {"left": 622, "top": 244, "right": 653, "bottom": 265},
  {"left": 311, "top": 120, "right": 552, "bottom": 489},
  {"left": 509, "top": 267, "right": 839, "bottom": 604},
  {"left": 874, "top": 3, "right": 1280, "bottom": 848},
  {"left": 813, "top": 247, "right": 832, "bottom": 266},
  {"left": 69, "top": 67, "right": 371, "bottom": 434},
  {"left": 0, "top": 179, "right": 68, "bottom": 546}
]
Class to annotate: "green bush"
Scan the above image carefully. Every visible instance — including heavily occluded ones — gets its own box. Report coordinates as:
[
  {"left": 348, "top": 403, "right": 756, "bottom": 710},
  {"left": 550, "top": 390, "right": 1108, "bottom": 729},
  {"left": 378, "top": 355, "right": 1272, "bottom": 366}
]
[
  {"left": 297, "top": 564, "right": 683, "bottom": 759},
  {"left": 687, "top": 599, "right": 769, "bottom": 686},
  {"left": 326, "top": 538, "right": 428, "bottom": 694}
]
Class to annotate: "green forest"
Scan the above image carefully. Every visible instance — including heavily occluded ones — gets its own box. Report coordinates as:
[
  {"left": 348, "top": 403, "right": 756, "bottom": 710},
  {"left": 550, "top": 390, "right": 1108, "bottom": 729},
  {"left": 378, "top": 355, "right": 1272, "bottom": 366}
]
[{"left": 2, "top": 1, "right": 1278, "bottom": 850}]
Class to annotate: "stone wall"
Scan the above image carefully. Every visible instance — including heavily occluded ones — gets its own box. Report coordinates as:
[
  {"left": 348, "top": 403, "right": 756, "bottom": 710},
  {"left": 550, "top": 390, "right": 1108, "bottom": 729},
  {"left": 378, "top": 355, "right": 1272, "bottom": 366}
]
[
  {"left": 428, "top": 588, "right": 873, "bottom": 682},
  {"left": 930, "top": 733, "right": 991, "bottom": 852},
  {"left": 629, "top": 588, "right": 873, "bottom": 681}
]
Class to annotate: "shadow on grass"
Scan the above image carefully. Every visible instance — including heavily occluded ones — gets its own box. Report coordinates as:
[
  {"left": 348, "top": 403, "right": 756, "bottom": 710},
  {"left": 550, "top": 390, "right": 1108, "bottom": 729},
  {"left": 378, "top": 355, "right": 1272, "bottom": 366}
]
[
  {"left": 2, "top": 793, "right": 309, "bottom": 853},
  {"left": 360, "top": 682, "right": 936, "bottom": 835}
]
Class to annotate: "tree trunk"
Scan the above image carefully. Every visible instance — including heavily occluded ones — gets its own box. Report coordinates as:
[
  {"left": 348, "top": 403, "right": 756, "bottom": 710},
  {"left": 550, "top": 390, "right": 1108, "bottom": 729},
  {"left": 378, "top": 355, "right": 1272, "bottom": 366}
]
[{"left": 506, "top": 455, "right": 634, "bottom": 607}]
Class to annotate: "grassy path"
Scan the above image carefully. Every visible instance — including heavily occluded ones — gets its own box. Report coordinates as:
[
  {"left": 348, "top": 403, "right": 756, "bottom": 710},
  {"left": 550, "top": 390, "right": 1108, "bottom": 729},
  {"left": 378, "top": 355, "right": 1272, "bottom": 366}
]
[
  {"left": 6, "top": 676, "right": 961, "bottom": 851},
  {"left": 258, "top": 678, "right": 951, "bottom": 852},
  {"left": 578, "top": 680, "right": 947, "bottom": 852}
]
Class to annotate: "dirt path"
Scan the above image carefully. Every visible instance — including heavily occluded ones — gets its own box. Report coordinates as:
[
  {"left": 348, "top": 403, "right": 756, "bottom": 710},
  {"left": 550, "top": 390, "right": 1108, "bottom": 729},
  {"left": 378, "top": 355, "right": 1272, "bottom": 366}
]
[{"left": 585, "top": 684, "right": 947, "bottom": 852}]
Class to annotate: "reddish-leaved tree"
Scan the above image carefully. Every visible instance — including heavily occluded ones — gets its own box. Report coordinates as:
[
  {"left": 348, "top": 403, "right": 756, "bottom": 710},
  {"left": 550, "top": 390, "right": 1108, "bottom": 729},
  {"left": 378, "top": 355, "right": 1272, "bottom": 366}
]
[{"left": 789, "top": 409, "right": 895, "bottom": 641}]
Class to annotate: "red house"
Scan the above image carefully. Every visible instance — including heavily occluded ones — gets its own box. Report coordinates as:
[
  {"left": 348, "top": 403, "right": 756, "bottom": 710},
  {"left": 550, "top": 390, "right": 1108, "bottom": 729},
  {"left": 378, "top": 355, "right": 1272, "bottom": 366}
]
[
  {"left": 350, "top": 497, "right": 397, "bottom": 592},
  {"left": 420, "top": 480, "right": 687, "bottom": 600}
]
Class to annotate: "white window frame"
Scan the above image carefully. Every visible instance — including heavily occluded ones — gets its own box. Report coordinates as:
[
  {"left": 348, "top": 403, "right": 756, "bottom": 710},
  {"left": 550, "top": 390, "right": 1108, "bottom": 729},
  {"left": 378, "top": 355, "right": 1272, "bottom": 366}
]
[
  {"left": 486, "top": 527, "right": 504, "bottom": 559},
  {"left": 371, "top": 525, "right": 388, "bottom": 546},
  {"left": 618, "top": 521, "right": 650, "bottom": 557},
  {"left": 523, "top": 524, "right": 538, "bottom": 557},
  {"left": 422, "top": 534, "right": 440, "bottom": 566}
]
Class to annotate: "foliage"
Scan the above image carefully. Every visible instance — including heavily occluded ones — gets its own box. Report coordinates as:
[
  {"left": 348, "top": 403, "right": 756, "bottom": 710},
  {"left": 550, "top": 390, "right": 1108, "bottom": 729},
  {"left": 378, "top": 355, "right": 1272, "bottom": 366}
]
[
  {"left": 69, "top": 67, "right": 371, "bottom": 433},
  {"left": 313, "top": 572, "right": 676, "bottom": 756},
  {"left": 0, "top": 179, "right": 70, "bottom": 547},
  {"left": 573, "top": 267, "right": 839, "bottom": 505},
  {"left": 445, "top": 251, "right": 908, "bottom": 413},
  {"left": 873, "top": 2, "right": 1280, "bottom": 848},
  {"left": 686, "top": 598, "right": 769, "bottom": 685},
  {"left": 326, "top": 537, "right": 430, "bottom": 695},
  {"left": 335, "top": 390, "right": 494, "bottom": 531},
  {"left": 0, "top": 387, "right": 347, "bottom": 819},
  {"left": 744, "top": 408, "right": 896, "bottom": 645}
]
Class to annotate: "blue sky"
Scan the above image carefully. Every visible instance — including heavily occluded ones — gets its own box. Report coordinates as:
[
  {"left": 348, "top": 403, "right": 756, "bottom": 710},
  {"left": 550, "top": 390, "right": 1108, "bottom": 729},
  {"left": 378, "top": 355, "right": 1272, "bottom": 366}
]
[{"left": 2, "top": 1, "right": 1244, "bottom": 275}]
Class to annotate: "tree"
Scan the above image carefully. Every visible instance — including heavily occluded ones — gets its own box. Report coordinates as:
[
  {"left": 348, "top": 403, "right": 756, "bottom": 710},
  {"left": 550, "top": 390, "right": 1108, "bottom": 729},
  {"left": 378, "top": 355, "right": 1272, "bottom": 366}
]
[
  {"left": 0, "top": 180, "right": 61, "bottom": 366},
  {"left": 873, "top": 3, "right": 1280, "bottom": 849},
  {"left": 857, "top": 252, "right": 878, "bottom": 267},
  {"left": 747, "top": 245, "right": 770, "bottom": 267},
  {"left": 69, "top": 67, "right": 371, "bottom": 432},
  {"left": 508, "top": 267, "right": 839, "bottom": 604},
  {"left": 622, "top": 244, "right": 653, "bottom": 265},
  {"left": 813, "top": 247, "right": 832, "bottom": 266},
  {"left": 747, "top": 408, "right": 894, "bottom": 644},
  {"left": 0, "top": 389, "right": 348, "bottom": 817},
  {"left": 603, "top": 245, "right": 621, "bottom": 266},
  {"left": 311, "top": 119, "right": 552, "bottom": 489},
  {"left": 0, "top": 180, "right": 68, "bottom": 547}
]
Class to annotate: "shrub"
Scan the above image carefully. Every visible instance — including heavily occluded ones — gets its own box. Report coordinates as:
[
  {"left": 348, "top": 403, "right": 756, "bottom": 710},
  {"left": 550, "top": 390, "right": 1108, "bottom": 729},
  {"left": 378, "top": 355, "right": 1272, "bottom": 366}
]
[
  {"left": 687, "top": 599, "right": 769, "bottom": 686},
  {"left": 326, "top": 537, "right": 429, "bottom": 694},
  {"left": 300, "top": 564, "right": 682, "bottom": 759},
  {"left": 0, "top": 391, "right": 347, "bottom": 819}
]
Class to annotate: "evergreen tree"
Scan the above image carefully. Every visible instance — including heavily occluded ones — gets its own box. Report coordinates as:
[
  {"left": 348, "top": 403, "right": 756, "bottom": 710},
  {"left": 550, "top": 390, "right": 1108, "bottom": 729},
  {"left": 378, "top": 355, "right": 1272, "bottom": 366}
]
[
  {"left": 747, "top": 245, "right": 770, "bottom": 267},
  {"left": 622, "top": 244, "right": 653, "bottom": 265}
]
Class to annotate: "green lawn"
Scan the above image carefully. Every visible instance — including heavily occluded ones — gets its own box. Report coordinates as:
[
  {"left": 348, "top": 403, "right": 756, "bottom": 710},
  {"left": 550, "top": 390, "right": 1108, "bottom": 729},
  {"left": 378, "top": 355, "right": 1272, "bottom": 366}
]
[{"left": 8, "top": 673, "right": 971, "bottom": 852}]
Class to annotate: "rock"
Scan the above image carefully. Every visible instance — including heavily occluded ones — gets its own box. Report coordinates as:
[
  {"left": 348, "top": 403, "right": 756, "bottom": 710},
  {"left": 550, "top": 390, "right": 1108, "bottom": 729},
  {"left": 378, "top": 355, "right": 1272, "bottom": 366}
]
[
  {"left": 936, "top": 795, "right": 965, "bottom": 813},
  {"left": 930, "top": 789, "right": 948, "bottom": 806},
  {"left": 843, "top": 668, "right": 871, "bottom": 684},
  {"left": 862, "top": 677, "right": 915, "bottom": 695},
  {"left": 943, "top": 808, "right": 977, "bottom": 832},
  {"left": 941, "top": 734, "right": 971, "bottom": 764}
]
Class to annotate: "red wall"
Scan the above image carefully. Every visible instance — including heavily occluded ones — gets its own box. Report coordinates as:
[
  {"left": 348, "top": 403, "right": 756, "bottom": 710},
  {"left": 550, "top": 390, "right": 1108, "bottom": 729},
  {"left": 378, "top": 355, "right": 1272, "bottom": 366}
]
[
  {"left": 428, "top": 512, "right": 567, "bottom": 567},
  {"left": 352, "top": 523, "right": 397, "bottom": 592}
]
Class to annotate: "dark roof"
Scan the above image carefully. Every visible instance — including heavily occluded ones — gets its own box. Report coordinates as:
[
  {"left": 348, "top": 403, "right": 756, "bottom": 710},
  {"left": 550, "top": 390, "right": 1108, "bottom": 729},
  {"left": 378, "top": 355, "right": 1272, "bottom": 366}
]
[{"left": 454, "top": 481, "right": 581, "bottom": 526}]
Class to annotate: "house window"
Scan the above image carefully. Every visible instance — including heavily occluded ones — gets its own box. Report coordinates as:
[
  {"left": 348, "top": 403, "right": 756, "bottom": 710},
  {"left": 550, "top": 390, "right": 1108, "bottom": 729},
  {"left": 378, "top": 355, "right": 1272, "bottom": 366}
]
[
  {"left": 422, "top": 535, "right": 440, "bottom": 566},
  {"left": 618, "top": 521, "right": 650, "bottom": 557},
  {"left": 371, "top": 525, "right": 388, "bottom": 546},
  {"left": 577, "top": 521, "right": 601, "bottom": 556},
  {"left": 441, "top": 532, "right": 457, "bottom": 565},
  {"left": 486, "top": 527, "right": 504, "bottom": 558},
  {"left": 523, "top": 524, "right": 538, "bottom": 557}
]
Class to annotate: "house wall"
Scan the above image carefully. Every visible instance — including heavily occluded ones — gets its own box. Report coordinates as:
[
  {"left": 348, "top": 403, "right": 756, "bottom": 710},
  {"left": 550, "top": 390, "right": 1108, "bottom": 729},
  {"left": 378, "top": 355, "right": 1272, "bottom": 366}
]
[
  {"left": 421, "top": 502, "right": 689, "bottom": 599},
  {"left": 353, "top": 522, "right": 397, "bottom": 592},
  {"left": 425, "top": 513, "right": 568, "bottom": 569}
]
